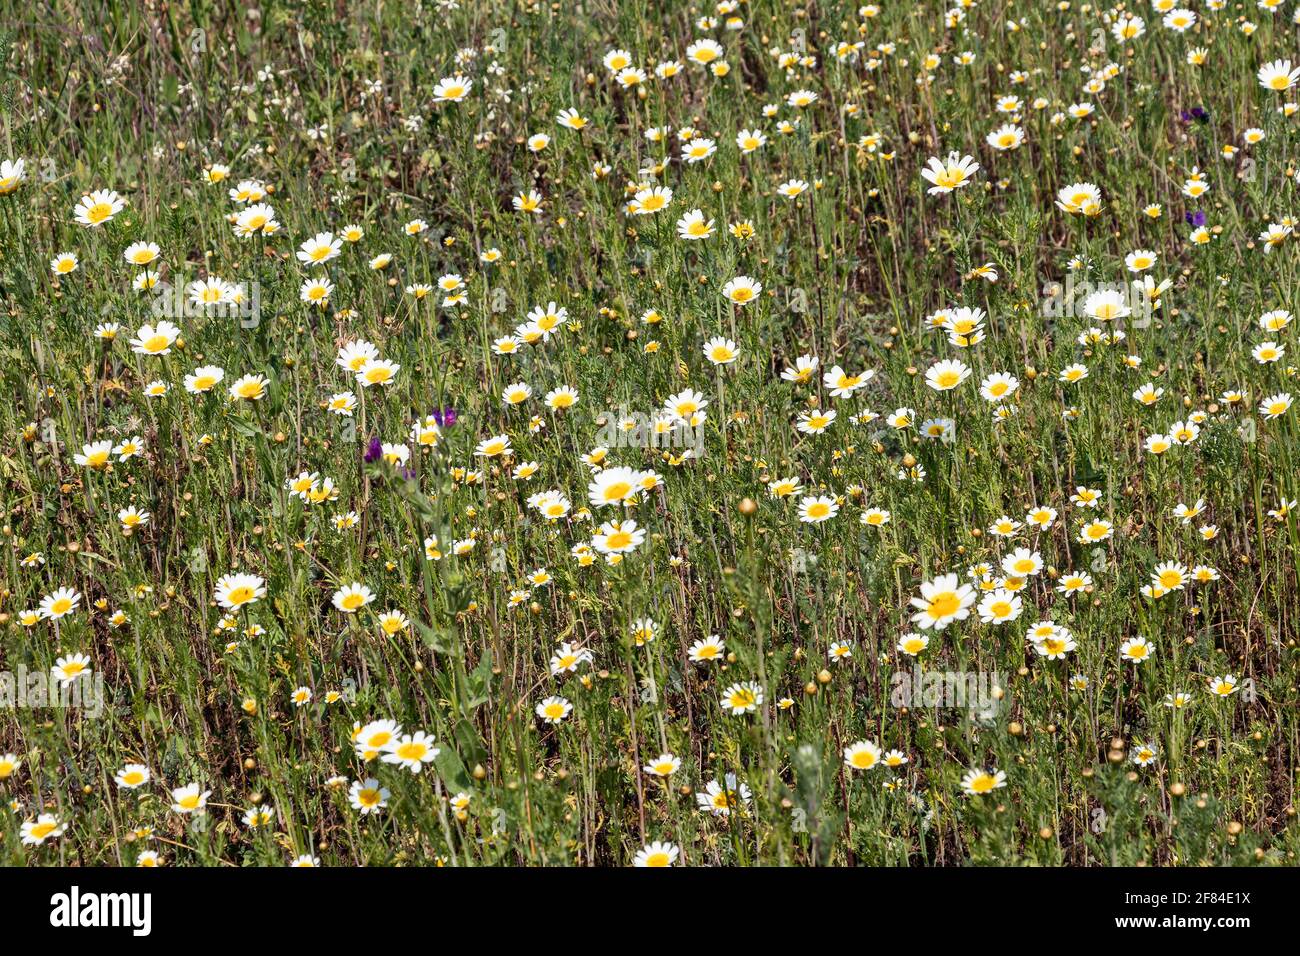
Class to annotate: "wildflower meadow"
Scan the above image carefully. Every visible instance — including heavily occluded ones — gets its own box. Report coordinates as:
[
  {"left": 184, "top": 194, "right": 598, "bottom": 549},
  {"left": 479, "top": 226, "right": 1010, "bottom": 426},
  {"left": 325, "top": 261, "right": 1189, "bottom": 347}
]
[{"left": 1, "top": 0, "right": 1299, "bottom": 874}]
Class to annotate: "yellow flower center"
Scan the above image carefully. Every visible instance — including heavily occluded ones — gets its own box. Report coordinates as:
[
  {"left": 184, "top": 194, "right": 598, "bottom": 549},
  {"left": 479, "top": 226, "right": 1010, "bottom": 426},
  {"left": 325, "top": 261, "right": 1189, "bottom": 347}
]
[
  {"left": 927, "top": 591, "right": 960, "bottom": 618},
  {"left": 602, "top": 481, "right": 632, "bottom": 501},
  {"left": 731, "top": 690, "right": 755, "bottom": 708},
  {"left": 231, "top": 586, "right": 259, "bottom": 606}
]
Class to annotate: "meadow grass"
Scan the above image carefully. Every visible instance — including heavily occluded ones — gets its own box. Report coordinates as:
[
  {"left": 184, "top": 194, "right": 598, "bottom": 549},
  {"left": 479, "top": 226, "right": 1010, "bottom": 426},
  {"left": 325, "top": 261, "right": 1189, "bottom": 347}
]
[{"left": 0, "top": 0, "right": 1298, "bottom": 866}]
